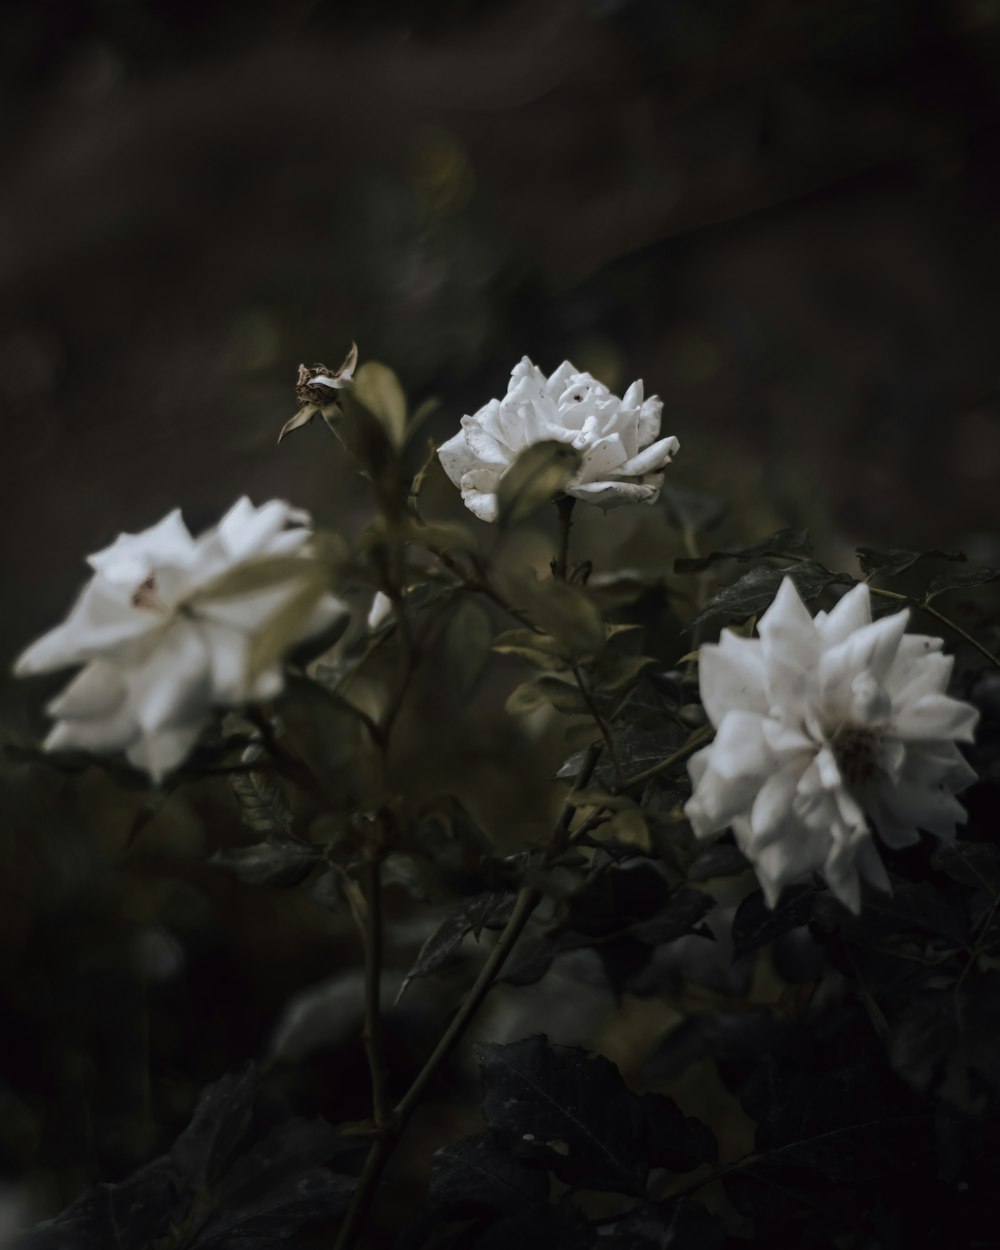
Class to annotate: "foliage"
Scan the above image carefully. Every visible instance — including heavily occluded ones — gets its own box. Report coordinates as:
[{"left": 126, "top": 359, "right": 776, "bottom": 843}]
[{"left": 8, "top": 356, "right": 1000, "bottom": 1250}]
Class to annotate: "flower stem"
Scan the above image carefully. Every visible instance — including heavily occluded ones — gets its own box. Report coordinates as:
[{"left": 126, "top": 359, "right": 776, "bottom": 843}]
[
  {"left": 331, "top": 742, "right": 602, "bottom": 1248},
  {"left": 618, "top": 723, "right": 714, "bottom": 792},
  {"left": 868, "top": 586, "right": 1000, "bottom": 671},
  {"left": 363, "top": 857, "right": 391, "bottom": 1130},
  {"left": 553, "top": 495, "right": 576, "bottom": 582}
]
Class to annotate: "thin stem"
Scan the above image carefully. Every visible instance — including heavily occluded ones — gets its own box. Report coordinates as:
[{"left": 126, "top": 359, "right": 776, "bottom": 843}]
[
  {"left": 553, "top": 495, "right": 576, "bottom": 582},
  {"left": 363, "top": 858, "right": 391, "bottom": 1130},
  {"left": 331, "top": 742, "right": 602, "bottom": 1248},
  {"left": 571, "top": 664, "right": 624, "bottom": 789},
  {"left": 618, "top": 723, "right": 714, "bottom": 793}
]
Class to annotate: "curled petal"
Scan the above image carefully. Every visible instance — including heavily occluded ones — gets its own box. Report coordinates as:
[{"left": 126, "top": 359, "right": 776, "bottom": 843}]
[
  {"left": 889, "top": 693, "right": 979, "bottom": 743},
  {"left": 758, "top": 578, "right": 820, "bottom": 712}
]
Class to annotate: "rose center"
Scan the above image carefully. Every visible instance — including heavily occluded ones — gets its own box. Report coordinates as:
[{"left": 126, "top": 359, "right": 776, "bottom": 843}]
[
  {"left": 131, "top": 574, "right": 165, "bottom": 612},
  {"left": 830, "top": 725, "right": 882, "bottom": 786}
]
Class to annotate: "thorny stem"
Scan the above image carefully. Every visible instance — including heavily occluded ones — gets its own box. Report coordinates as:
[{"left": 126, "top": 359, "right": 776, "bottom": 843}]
[{"left": 332, "top": 742, "right": 602, "bottom": 1249}]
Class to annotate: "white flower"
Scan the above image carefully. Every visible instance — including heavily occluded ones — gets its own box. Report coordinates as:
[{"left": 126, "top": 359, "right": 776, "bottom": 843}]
[
  {"left": 438, "top": 356, "right": 679, "bottom": 522},
  {"left": 15, "top": 498, "right": 348, "bottom": 781},
  {"left": 684, "top": 577, "right": 979, "bottom": 913}
]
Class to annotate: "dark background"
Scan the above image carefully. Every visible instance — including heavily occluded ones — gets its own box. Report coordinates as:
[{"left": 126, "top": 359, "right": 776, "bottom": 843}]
[{"left": 1, "top": 0, "right": 999, "bottom": 1239}]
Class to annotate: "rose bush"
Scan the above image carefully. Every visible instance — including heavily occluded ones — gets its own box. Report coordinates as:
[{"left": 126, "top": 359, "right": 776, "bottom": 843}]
[
  {"left": 685, "top": 577, "right": 979, "bottom": 912},
  {"left": 437, "top": 356, "right": 679, "bottom": 521},
  {"left": 15, "top": 497, "right": 347, "bottom": 780}
]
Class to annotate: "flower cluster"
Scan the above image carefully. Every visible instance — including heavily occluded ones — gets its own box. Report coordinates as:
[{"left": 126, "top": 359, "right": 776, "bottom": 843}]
[
  {"left": 15, "top": 498, "right": 346, "bottom": 781},
  {"left": 438, "top": 357, "right": 679, "bottom": 522},
  {"left": 685, "top": 578, "right": 979, "bottom": 912}
]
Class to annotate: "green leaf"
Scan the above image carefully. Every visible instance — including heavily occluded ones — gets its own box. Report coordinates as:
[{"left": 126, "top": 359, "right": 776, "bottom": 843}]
[
  {"left": 505, "top": 675, "right": 588, "bottom": 716},
  {"left": 493, "top": 628, "right": 571, "bottom": 671},
  {"left": 246, "top": 571, "right": 333, "bottom": 681},
  {"left": 496, "top": 441, "right": 583, "bottom": 527},
  {"left": 210, "top": 839, "right": 320, "bottom": 886},
  {"left": 693, "top": 562, "right": 852, "bottom": 628},
  {"left": 731, "top": 884, "right": 818, "bottom": 961},
  {"left": 499, "top": 570, "right": 605, "bottom": 656},
  {"left": 446, "top": 599, "right": 494, "bottom": 697},
  {"left": 353, "top": 360, "right": 408, "bottom": 447},
  {"left": 924, "top": 564, "right": 1000, "bottom": 600},
  {"left": 674, "top": 528, "right": 812, "bottom": 573},
  {"left": 591, "top": 652, "right": 655, "bottom": 697},
  {"left": 856, "top": 546, "right": 965, "bottom": 578},
  {"left": 430, "top": 1131, "right": 549, "bottom": 1215},
  {"left": 229, "top": 768, "right": 294, "bottom": 839},
  {"left": 184, "top": 556, "right": 328, "bottom": 606}
]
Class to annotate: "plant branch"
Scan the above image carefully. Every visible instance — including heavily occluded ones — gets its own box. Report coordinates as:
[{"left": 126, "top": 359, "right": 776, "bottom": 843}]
[
  {"left": 331, "top": 742, "right": 602, "bottom": 1247},
  {"left": 552, "top": 495, "right": 576, "bottom": 582},
  {"left": 618, "top": 723, "right": 714, "bottom": 792}
]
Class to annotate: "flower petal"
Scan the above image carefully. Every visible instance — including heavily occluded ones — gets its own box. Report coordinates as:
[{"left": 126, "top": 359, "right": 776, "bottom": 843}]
[
  {"left": 757, "top": 577, "right": 820, "bottom": 712},
  {"left": 889, "top": 693, "right": 979, "bottom": 743},
  {"left": 698, "top": 630, "right": 769, "bottom": 727}
]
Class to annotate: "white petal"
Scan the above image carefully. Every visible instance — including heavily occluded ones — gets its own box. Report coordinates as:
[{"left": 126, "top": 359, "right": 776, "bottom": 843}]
[
  {"left": 46, "top": 659, "right": 127, "bottom": 720},
  {"left": 815, "top": 582, "right": 872, "bottom": 648},
  {"left": 44, "top": 702, "right": 138, "bottom": 754},
  {"left": 15, "top": 579, "right": 162, "bottom": 674},
  {"left": 616, "top": 435, "right": 680, "bottom": 477},
  {"left": 684, "top": 711, "right": 774, "bottom": 838},
  {"left": 216, "top": 498, "right": 304, "bottom": 562},
  {"left": 698, "top": 631, "right": 769, "bottom": 727},
  {"left": 127, "top": 624, "right": 211, "bottom": 733},
  {"left": 889, "top": 693, "right": 978, "bottom": 743},
  {"left": 757, "top": 578, "right": 820, "bottom": 712},
  {"left": 568, "top": 479, "right": 661, "bottom": 506},
  {"left": 437, "top": 429, "right": 480, "bottom": 488},
  {"left": 127, "top": 723, "right": 207, "bottom": 782},
  {"left": 886, "top": 651, "right": 953, "bottom": 704},
  {"left": 87, "top": 508, "right": 197, "bottom": 584}
]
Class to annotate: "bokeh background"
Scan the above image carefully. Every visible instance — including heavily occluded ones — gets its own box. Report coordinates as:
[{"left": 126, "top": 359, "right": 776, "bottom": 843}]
[{"left": 1, "top": 0, "right": 999, "bottom": 1241}]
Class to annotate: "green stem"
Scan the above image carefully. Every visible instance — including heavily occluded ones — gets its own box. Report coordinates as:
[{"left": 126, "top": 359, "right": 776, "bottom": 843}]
[
  {"left": 553, "top": 495, "right": 576, "bottom": 582},
  {"left": 867, "top": 586, "right": 1000, "bottom": 672},
  {"left": 363, "top": 858, "right": 391, "bottom": 1129},
  {"left": 617, "top": 723, "right": 714, "bottom": 793},
  {"left": 331, "top": 743, "right": 602, "bottom": 1248}
]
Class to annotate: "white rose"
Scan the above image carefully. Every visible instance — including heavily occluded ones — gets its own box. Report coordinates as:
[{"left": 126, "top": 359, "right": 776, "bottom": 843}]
[
  {"left": 15, "top": 497, "right": 348, "bottom": 781},
  {"left": 684, "top": 577, "right": 979, "bottom": 913},
  {"left": 437, "top": 356, "right": 679, "bottom": 522}
]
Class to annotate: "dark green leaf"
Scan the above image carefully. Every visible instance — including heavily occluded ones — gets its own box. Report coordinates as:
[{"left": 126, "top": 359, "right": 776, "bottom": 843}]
[
  {"left": 353, "top": 360, "right": 407, "bottom": 447},
  {"left": 725, "top": 1057, "right": 931, "bottom": 1224},
  {"left": 693, "top": 563, "right": 852, "bottom": 628},
  {"left": 687, "top": 842, "right": 750, "bottom": 882},
  {"left": 630, "top": 888, "right": 715, "bottom": 945},
  {"left": 471, "top": 1198, "right": 597, "bottom": 1250},
  {"left": 210, "top": 839, "right": 320, "bottom": 887},
  {"left": 931, "top": 842, "right": 1000, "bottom": 891},
  {"left": 195, "top": 1119, "right": 352, "bottom": 1248},
  {"left": 497, "top": 441, "right": 583, "bottom": 527},
  {"left": 925, "top": 564, "right": 1000, "bottom": 600},
  {"left": 731, "top": 885, "right": 818, "bottom": 961},
  {"left": 476, "top": 1036, "right": 649, "bottom": 1194},
  {"left": 399, "top": 906, "right": 473, "bottom": 996},
  {"left": 505, "top": 675, "right": 588, "bottom": 716},
  {"left": 430, "top": 1132, "right": 548, "bottom": 1215},
  {"left": 674, "top": 528, "right": 812, "bottom": 574},
  {"left": 230, "top": 769, "right": 294, "bottom": 839},
  {"left": 856, "top": 546, "right": 965, "bottom": 578},
  {"left": 172, "top": 1062, "right": 258, "bottom": 1186},
  {"left": 639, "top": 1094, "right": 718, "bottom": 1172},
  {"left": 447, "top": 600, "right": 494, "bottom": 698},
  {"left": 603, "top": 1199, "right": 725, "bottom": 1249}
]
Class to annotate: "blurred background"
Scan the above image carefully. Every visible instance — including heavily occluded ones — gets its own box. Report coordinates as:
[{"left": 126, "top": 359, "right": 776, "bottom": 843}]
[{"left": 1, "top": 0, "right": 999, "bottom": 1240}]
